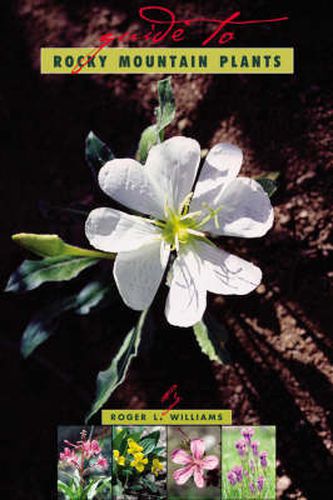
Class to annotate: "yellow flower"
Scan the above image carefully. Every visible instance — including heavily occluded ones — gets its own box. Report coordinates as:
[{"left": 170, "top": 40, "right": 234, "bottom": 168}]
[
  {"left": 130, "top": 452, "right": 148, "bottom": 473},
  {"left": 151, "top": 458, "right": 163, "bottom": 477},
  {"left": 127, "top": 438, "right": 143, "bottom": 455},
  {"left": 113, "top": 449, "right": 125, "bottom": 466}
]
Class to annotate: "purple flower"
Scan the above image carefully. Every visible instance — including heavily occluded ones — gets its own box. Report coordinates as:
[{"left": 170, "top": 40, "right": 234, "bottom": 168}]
[
  {"left": 251, "top": 440, "right": 260, "bottom": 456},
  {"left": 241, "top": 427, "right": 255, "bottom": 444},
  {"left": 235, "top": 439, "right": 247, "bottom": 457},
  {"left": 257, "top": 475, "right": 265, "bottom": 491},
  {"left": 250, "top": 459, "right": 255, "bottom": 473},
  {"left": 259, "top": 450, "right": 268, "bottom": 468},
  {"left": 231, "top": 465, "right": 243, "bottom": 482},
  {"left": 249, "top": 482, "right": 256, "bottom": 494},
  {"left": 227, "top": 471, "right": 237, "bottom": 486}
]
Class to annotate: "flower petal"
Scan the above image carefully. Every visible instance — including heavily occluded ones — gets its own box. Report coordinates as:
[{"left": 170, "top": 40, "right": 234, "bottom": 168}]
[
  {"left": 202, "top": 177, "right": 274, "bottom": 238},
  {"left": 171, "top": 449, "right": 193, "bottom": 465},
  {"left": 202, "top": 455, "right": 219, "bottom": 470},
  {"left": 113, "top": 240, "right": 169, "bottom": 310},
  {"left": 191, "top": 439, "right": 205, "bottom": 460},
  {"left": 197, "top": 242, "right": 262, "bottom": 295},
  {"left": 146, "top": 136, "right": 201, "bottom": 213},
  {"left": 173, "top": 465, "right": 194, "bottom": 485},
  {"left": 193, "top": 466, "right": 205, "bottom": 488},
  {"left": 98, "top": 159, "right": 164, "bottom": 218},
  {"left": 85, "top": 208, "right": 160, "bottom": 252},
  {"left": 165, "top": 248, "right": 206, "bottom": 327},
  {"left": 191, "top": 143, "right": 243, "bottom": 211}
]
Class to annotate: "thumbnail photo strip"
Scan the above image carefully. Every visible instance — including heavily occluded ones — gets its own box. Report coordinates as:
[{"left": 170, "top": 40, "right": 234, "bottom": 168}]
[{"left": 57, "top": 425, "right": 276, "bottom": 499}]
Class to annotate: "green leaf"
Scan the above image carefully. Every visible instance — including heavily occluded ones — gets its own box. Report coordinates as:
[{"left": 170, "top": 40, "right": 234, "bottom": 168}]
[
  {"left": 130, "top": 484, "right": 144, "bottom": 492},
  {"left": 140, "top": 437, "right": 156, "bottom": 455},
  {"left": 193, "top": 314, "right": 231, "bottom": 365},
  {"left": 21, "top": 296, "right": 76, "bottom": 357},
  {"left": 129, "top": 430, "right": 144, "bottom": 442},
  {"left": 141, "top": 430, "right": 160, "bottom": 446},
  {"left": 152, "top": 446, "right": 164, "bottom": 455},
  {"left": 112, "top": 428, "right": 128, "bottom": 454},
  {"left": 11, "top": 233, "right": 114, "bottom": 260},
  {"left": 112, "top": 483, "right": 124, "bottom": 496},
  {"left": 156, "top": 77, "right": 176, "bottom": 134},
  {"left": 6, "top": 256, "right": 99, "bottom": 293},
  {"left": 95, "top": 477, "right": 112, "bottom": 496},
  {"left": 58, "top": 479, "right": 76, "bottom": 499},
  {"left": 140, "top": 477, "right": 158, "bottom": 494},
  {"left": 136, "top": 125, "right": 159, "bottom": 163},
  {"left": 85, "top": 131, "right": 114, "bottom": 178},
  {"left": 256, "top": 177, "right": 278, "bottom": 197},
  {"left": 86, "top": 477, "right": 111, "bottom": 499},
  {"left": 136, "top": 77, "right": 175, "bottom": 163},
  {"left": 86, "top": 310, "right": 148, "bottom": 422},
  {"left": 20, "top": 281, "right": 113, "bottom": 357},
  {"left": 75, "top": 281, "right": 112, "bottom": 315}
]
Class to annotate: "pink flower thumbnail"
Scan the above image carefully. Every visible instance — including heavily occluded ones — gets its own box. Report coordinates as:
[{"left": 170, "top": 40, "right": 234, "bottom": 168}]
[{"left": 171, "top": 438, "right": 219, "bottom": 488}]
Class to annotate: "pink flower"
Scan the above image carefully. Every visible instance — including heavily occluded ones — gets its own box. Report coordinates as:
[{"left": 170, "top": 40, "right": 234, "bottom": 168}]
[
  {"left": 59, "top": 447, "right": 72, "bottom": 461},
  {"left": 90, "top": 440, "right": 102, "bottom": 455},
  {"left": 59, "top": 447, "right": 80, "bottom": 468},
  {"left": 82, "top": 439, "right": 102, "bottom": 458},
  {"left": 96, "top": 455, "right": 108, "bottom": 469},
  {"left": 171, "top": 439, "right": 219, "bottom": 488}
]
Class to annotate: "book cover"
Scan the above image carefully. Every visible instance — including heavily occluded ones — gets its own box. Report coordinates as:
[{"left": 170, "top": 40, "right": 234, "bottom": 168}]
[{"left": 2, "top": 1, "right": 331, "bottom": 498}]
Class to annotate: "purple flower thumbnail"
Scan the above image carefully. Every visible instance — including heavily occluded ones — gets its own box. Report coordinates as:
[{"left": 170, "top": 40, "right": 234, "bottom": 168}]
[
  {"left": 231, "top": 465, "right": 243, "bottom": 482},
  {"left": 259, "top": 450, "right": 268, "bottom": 468},
  {"left": 251, "top": 440, "right": 260, "bottom": 456},
  {"left": 249, "top": 482, "right": 256, "bottom": 494},
  {"left": 257, "top": 475, "right": 265, "bottom": 491},
  {"left": 235, "top": 438, "right": 247, "bottom": 457},
  {"left": 241, "top": 427, "right": 255, "bottom": 444},
  {"left": 227, "top": 470, "right": 237, "bottom": 486}
]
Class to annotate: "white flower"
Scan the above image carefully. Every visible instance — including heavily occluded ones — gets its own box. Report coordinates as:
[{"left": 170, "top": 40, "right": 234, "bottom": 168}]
[{"left": 85, "top": 137, "right": 274, "bottom": 327}]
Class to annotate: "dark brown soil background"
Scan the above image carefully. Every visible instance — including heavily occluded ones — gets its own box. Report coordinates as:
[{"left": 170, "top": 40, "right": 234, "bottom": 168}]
[{"left": 1, "top": 1, "right": 332, "bottom": 498}]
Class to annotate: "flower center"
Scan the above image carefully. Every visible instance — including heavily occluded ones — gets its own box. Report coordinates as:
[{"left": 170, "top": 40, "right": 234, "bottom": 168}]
[
  {"left": 152, "top": 195, "right": 222, "bottom": 251},
  {"left": 161, "top": 211, "right": 197, "bottom": 249}
]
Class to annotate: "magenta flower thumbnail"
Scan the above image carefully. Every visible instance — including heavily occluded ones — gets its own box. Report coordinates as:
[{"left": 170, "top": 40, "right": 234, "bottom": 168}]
[{"left": 171, "top": 438, "right": 219, "bottom": 488}]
